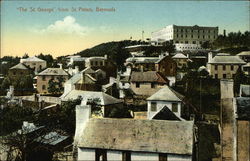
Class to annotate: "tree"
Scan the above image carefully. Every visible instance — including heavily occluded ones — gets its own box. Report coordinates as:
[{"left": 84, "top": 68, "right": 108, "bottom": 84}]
[
  {"left": 22, "top": 53, "right": 29, "bottom": 59},
  {"left": 47, "top": 77, "right": 65, "bottom": 95},
  {"left": 233, "top": 68, "right": 247, "bottom": 96},
  {"left": 201, "top": 41, "right": 212, "bottom": 49},
  {"left": 37, "top": 53, "right": 54, "bottom": 68}
]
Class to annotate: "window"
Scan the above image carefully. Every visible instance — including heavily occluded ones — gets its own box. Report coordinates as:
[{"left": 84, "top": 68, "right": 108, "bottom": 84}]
[
  {"left": 215, "top": 74, "right": 218, "bottom": 79},
  {"left": 13, "top": 72, "right": 16, "bottom": 75},
  {"left": 159, "top": 153, "right": 168, "bottom": 161},
  {"left": 208, "top": 35, "right": 210, "bottom": 39},
  {"left": 177, "top": 34, "right": 178, "bottom": 38},
  {"left": 172, "top": 103, "right": 178, "bottom": 112},
  {"left": 95, "top": 149, "right": 107, "bottom": 161},
  {"left": 91, "top": 61, "right": 94, "bottom": 66},
  {"left": 231, "top": 65, "right": 234, "bottom": 70},
  {"left": 214, "top": 65, "right": 218, "bottom": 70},
  {"left": 175, "top": 41, "right": 179, "bottom": 43},
  {"left": 223, "top": 65, "right": 226, "bottom": 70},
  {"left": 185, "top": 35, "right": 187, "bottom": 38},
  {"left": 232, "top": 74, "right": 235, "bottom": 78},
  {"left": 122, "top": 82, "right": 125, "bottom": 86},
  {"left": 185, "top": 41, "right": 188, "bottom": 44},
  {"left": 122, "top": 151, "right": 131, "bottom": 161},
  {"left": 181, "top": 35, "right": 183, "bottom": 38},
  {"left": 51, "top": 76, "right": 54, "bottom": 80},
  {"left": 151, "top": 83, "right": 155, "bottom": 88},
  {"left": 42, "top": 75, "right": 46, "bottom": 81},
  {"left": 193, "top": 41, "right": 196, "bottom": 44},
  {"left": 151, "top": 102, "right": 157, "bottom": 111},
  {"left": 223, "top": 74, "right": 226, "bottom": 79},
  {"left": 95, "top": 61, "right": 98, "bottom": 66},
  {"left": 203, "top": 35, "right": 205, "bottom": 39},
  {"left": 191, "top": 35, "right": 193, "bottom": 38},
  {"left": 135, "top": 82, "right": 140, "bottom": 88},
  {"left": 42, "top": 85, "right": 46, "bottom": 90}
]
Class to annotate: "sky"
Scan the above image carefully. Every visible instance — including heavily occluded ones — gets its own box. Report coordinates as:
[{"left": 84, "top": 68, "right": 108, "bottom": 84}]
[{"left": 1, "top": 1, "right": 249, "bottom": 57}]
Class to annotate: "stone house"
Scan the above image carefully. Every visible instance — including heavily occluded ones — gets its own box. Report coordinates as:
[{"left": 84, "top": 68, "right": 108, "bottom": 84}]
[
  {"left": 125, "top": 55, "right": 177, "bottom": 77},
  {"left": 172, "top": 53, "right": 189, "bottom": 69},
  {"left": 130, "top": 71, "right": 169, "bottom": 96},
  {"left": 237, "top": 51, "right": 250, "bottom": 63},
  {"left": 36, "top": 68, "right": 69, "bottom": 94},
  {"left": 20, "top": 56, "right": 47, "bottom": 73},
  {"left": 147, "top": 86, "right": 185, "bottom": 120},
  {"left": 74, "top": 104, "right": 194, "bottom": 161},
  {"left": 85, "top": 55, "right": 117, "bottom": 78},
  {"left": 207, "top": 53, "right": 246, "bottom": 79},
  {"left": 8, "top": 63, "right": 31, "bottom": 79}
]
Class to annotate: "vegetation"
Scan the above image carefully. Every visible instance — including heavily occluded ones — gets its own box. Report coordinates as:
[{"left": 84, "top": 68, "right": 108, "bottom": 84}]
[{"left": 47, "top": 77, "right": 65, "bottom": 94}]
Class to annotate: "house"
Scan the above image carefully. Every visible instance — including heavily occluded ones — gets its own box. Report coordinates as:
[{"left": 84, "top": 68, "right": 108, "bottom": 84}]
[
  {"left": 220, "top": 80, "right": 250, "bottom": 161},
  {"left": 242, "top": 63, "right": 250, "bottom": 75},
  {"left": 36, "top": 68, "right": 69, "bottom": 94},
  {"left": 207, "top": 53, "right": 246, "bottom": 79},
  {"left": 239, "top": 84, "right": 250, "bottom": 97},
  {"left": 130, "top": 71, "right": 169, "bottom": 96},
  {"left": 75, "top": 104, "right": 194, "bottom": 161},
  {"left": 125, "top": 54, "right": 177, "bottom": 79},
  {"left": 147, "top": 86, "right": 185, "bottom": 120},
  {"left": 8, "top": 63, "right": 31, "bottom": 79},
  {"left": 237, "top": 51, "right": 250, "bottom": 62},
  {"left": 85, "top": 55, "right": 117, "bottom": 78},
  {"left": 20, "top": 56, "right": 47, "bottom": 73},
  {"left": 60, "top": 89, "right": 123, "bottom": 117},
  {"left": 172, "top": 53, "right": 189, "bottom": 69}
]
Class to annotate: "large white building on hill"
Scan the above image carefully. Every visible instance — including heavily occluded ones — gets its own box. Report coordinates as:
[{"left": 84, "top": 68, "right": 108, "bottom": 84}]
[{"left": 151, "top": 25, "right": 219, "bottom": 51}]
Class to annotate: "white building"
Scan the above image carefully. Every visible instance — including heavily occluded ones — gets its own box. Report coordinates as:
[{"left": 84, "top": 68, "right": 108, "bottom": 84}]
[
  {"left": 147, "top": 86, "right": 184, "bottom": 120},
  {"left": 20, "top": 56, "right": 47, "bottom": 72},
  {"left": 151, "top": 24, "right": 219, "bottom": 51},
  {"left": 75, "top": 104, "right": 194, "bottom": 161}
]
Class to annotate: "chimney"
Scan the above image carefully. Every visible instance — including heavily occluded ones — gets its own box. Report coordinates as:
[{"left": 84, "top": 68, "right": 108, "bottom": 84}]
[
  {"left": 75, "top": 66, "right": 79, "bottom": 74},
  {"left": 220, "top": 79, "right": 234, "bottom": 99},
  {"left": 74, "top": 104, "right": 91, "bottom": 145},
  {"left": 104, "top": 55, "right": 108, "bottom": 59},
  {"left": 208, "top": 52, "right": 213, "bottom": 63},
  {"left": 58, "top": 63, "right": 63, "bottom": 69}
]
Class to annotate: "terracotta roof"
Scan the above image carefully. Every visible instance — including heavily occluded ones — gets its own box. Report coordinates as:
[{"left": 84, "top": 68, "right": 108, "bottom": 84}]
[
  {"left": 131, "top": 71, "right": 168, "bottom": 84},
  {"left": 37, "top": 68, "right": 68, "bottom": 76},
  {"left": 78, "top": 118, "right": 194, "bottom": 155}
]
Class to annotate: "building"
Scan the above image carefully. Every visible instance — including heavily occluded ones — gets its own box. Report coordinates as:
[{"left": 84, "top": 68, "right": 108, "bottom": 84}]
[
  {"left": 239, "top": 84, "right": 250, "bottom": 97},
  {"left": 125, "top": 54, "right": 177, "bottom": 85},
  {"left": 207, "top": 53, "right": 246, "bottom": 79},
  {"left": 220, "top": 80, "right": 250, "bottom": 161},
  {"left": 130, "top": 71, "right": 169, "bottom": 96},
  {"left": 36, "top": 68, "right": 69, "bottom": 94},
  {"left": 75, "top": 104, "right": 194, "bottom": 161},
  {"left": 20, "top": 56, "right": 47, "bottom": 72},
  {"left": 172, "top": 53, "right": 189, "bottom": 69},
  {"left": 85, "top": 55, "right": 117, "bottom": 78},
  {"left": 237, "top": 51, "right": 250, "bottom": 62},
  {"left": 147, "top": 86, "right": 185, "bottom": 120},
  {"left": 8, "top": 63, "right": 31, "bottom": 79},
  {"left": 151, "top": 25, "right": 218, "bottom": 51},
  {"left": 60, "top": 89, "right": 123, "bottom": 117}
]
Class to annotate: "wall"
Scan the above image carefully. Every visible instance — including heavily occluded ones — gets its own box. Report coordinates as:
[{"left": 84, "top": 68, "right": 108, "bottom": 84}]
[
  {"left": 37, "top": 75, "right": 68, "bottom": 94},
  {"left": 131, "top": 152, "right": 158, "bottom": 161},
  {"left": 78, "top": 148, "right": 95, "bottom": 161},
  {"left": 147, "top": 100, "right": 181, "bottom": 119},
  {"left": 168, "top": 154, "right": 192, "bottom": 161},
  {"left": 237, "top": 120, "right": 250, "bottom": 161},
  {"left": 107, "top": 151, "right": 123, "bottom": 161},
  {"left": 208, "top": 64, "right": 240, "bottom": 79},
  {"left": 131, "top": 82, "right": 164, "bottom": 96}
]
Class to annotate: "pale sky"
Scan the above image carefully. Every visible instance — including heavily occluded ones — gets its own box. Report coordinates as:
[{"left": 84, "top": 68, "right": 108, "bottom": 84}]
[{"left": 1, "top": 1, "right": 249, "bottom": 57}]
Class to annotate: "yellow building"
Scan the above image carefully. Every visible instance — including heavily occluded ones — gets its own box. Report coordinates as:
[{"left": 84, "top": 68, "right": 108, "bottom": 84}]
[
  {"left": 36, "top": 68, "right": 69, "bottom": 94},
  {"left": 207, "top": 53, "right": 246, "bottom": 79}
]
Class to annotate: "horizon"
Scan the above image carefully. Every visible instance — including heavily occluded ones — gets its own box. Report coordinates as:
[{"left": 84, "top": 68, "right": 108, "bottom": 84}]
[{"left": 1, "top": 1, "right": 249, "bottom": 57}]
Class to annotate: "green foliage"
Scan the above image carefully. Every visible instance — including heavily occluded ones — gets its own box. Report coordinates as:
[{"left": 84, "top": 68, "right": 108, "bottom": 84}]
[
  {"left": 37, "top": 53, "right": 54, "bottom": 68},
  {"left": 0, "top": 103, "right": 34, "bottom": 135},
  {"left": 47, "top": 77, "right": 65, "bottom": 94},
  {"left": 233, "top": 68, "right": 249, "bottom": 95},
  {"left": 144, "top": 41, "right": 176, "bottom": 56},
  {"left": 212, "top": 31, "right": 250, "bottom": 49},
  {"left": 0, "top": 56, "right": 20, "bottom": 75}
]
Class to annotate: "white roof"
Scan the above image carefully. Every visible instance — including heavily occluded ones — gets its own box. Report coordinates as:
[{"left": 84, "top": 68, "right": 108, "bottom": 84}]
[
  {"left": 21, "top": 56, "right": 46, "bottom": 62},
  {"left": 61, "top": 90, "right": 123, "bottom": 105},
  {"left": 237, "top": 51, "right": 250, "bottom": 56},
  {"left": 172, "top": 53, "right": 188, "bottom": 59},
  {"left": 209, "top": 53, "right": 246, "bottom": 64},
  {"left": 147, "top": 86, "right": 183, "bottom": 102}
]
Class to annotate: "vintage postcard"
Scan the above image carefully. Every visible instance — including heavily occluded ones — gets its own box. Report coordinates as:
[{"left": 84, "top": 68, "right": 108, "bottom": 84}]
[{"left": 0, "top": 1, "right": 249, "bottom": 161}]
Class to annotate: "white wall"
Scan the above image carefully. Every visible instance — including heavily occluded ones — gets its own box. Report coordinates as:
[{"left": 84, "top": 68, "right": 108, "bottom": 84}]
[
  {"left": 78, "top": 148, "right": 95, "bottom": 161},
  {"left": 166, "top": 76, "right": 176, "bottom": 86},
  {"left": 168, "top": 154, "right": 192, "bottom": 161},
  {"left": 131, "top": 152, "right": 158, "bottom": 161},
  {"left": 147, "top": 100, "right": 181, "bottom": 119},
  {"left": 107, "top": 150, "right": 122, "bottom": 161}
]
